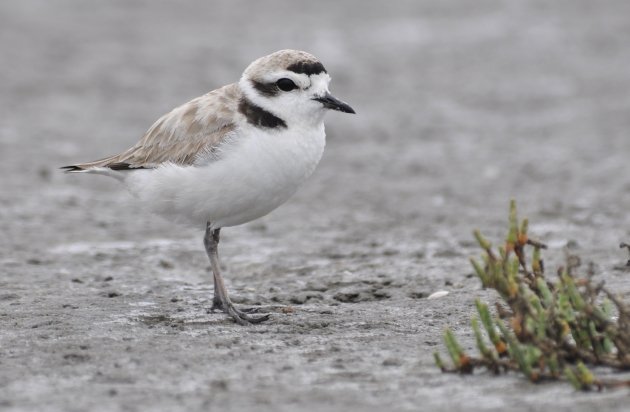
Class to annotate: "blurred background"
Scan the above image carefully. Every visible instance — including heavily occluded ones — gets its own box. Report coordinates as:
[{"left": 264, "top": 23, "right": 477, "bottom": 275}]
[
  {"left": 2, "top": 0, "right": 630, "bottom": 248},
  {"left": 1, "top": 1, "right": 630, "bottom": 411}
]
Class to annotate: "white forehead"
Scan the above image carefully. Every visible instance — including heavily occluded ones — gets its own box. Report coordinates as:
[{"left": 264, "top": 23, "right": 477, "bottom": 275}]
[{"left": 308, "top": 73, "right": 332, "bottom": 91}]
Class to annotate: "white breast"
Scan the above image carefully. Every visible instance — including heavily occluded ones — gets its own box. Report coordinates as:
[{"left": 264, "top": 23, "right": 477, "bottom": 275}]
[{"left": 125, "top": 123, "right": 326, "bottom": 228}]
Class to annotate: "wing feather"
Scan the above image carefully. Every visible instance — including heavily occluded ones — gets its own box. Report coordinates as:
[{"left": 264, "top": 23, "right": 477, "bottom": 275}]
[{"left": 64, "top": 83, "right": 241, "bottom": 171}]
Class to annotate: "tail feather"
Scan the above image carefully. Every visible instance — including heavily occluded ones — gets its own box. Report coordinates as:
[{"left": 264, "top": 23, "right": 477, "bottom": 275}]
[
  {"left": 61, "top": 162, "right": 148, "bottom": 173},
  {"left": 60, "top": 154, "right": 122, "bottom": 173},
  {"left": 60, "top": 165, "right": 85, "bottom": 172},
  {"left": 61, "top": 156, "right": 149, "bottom": 183}
]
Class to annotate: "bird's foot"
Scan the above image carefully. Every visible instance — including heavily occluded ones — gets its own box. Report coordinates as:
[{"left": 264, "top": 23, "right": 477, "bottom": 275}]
[
  {"left": 210, "top": 298, "right": 270, "bottom": 325},
  {"left": 226, "top": 304, "right": 270, "bottom": 325}
]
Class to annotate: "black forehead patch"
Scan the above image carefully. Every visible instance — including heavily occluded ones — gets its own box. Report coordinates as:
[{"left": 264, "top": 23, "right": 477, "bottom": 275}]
[{"left": 286, "top": 60, "right": 326, "bottom": 76}]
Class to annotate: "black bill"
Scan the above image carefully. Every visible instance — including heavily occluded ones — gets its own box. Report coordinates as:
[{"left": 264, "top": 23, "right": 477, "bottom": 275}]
[{"left": 313, "top": 93, "right": 355, "bottom": 114}]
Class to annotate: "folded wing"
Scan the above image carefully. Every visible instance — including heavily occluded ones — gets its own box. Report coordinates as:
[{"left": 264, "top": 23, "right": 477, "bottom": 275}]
[{"left": 62, "top": 83, "right": 241, "bottom": 172}]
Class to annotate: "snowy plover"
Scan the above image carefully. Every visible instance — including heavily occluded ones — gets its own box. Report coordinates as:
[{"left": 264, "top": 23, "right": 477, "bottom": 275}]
[{"left": 62, "top": 50, "right": 355, "bottom": 325}]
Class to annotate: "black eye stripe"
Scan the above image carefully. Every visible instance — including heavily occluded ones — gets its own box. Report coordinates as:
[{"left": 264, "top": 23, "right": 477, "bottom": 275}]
[
  {"left": 251, "top": 80, "right": 279, "bottom": 97},
  {"left": 250, "top": 78, "right": 299, "bottom": 96}
]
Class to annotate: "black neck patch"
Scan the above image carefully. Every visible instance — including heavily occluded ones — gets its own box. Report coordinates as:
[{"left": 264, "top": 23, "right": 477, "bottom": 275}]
[
  {"left": 287, "top": 60, "right": 326, "bottom": 76},
  {"left": 238, "top": 97, "right": 287, "bottom": 129},
  {"left": 250, "top": 80, "right": 279, "bottom": 97}
]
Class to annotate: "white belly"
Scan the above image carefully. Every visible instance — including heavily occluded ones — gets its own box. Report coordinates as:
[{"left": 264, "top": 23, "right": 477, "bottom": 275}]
[{"left": 125, "top": 124, "right": 326, "bottom": 228}]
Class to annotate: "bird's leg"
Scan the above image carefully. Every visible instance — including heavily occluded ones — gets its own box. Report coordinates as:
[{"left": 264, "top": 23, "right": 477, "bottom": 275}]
[
  {"left": 207, "top": 228, "right": 255, "bottom": 313},
  {"left": 208, "top": 232, "right": 262, "bottom": 315},
  {"left": 203, "top": 224, "right": 270, "bottom": 325},
  {"left": 210, "top": 245, "right": 223, "bottom": 312}
]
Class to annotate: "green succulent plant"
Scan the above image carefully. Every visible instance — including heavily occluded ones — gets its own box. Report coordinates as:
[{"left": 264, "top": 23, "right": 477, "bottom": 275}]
[{"left": 435, "top": 200, "right": 630, "bottom": 390}]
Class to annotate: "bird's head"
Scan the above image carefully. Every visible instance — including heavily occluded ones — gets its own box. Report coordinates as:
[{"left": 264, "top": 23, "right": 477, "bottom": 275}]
[{"left": 239, "top": 49, "right": 355, "bottom": 128}]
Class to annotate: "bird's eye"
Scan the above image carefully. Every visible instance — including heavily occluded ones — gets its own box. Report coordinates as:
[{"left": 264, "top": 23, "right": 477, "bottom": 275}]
[{"left": 276, "top": 78, "right": 297, "bottom": 92}]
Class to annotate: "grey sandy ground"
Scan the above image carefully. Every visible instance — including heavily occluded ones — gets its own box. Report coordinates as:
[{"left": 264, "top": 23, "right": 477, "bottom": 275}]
[{"left": 2, "top": 1, "right": 630, "bottom": 411}]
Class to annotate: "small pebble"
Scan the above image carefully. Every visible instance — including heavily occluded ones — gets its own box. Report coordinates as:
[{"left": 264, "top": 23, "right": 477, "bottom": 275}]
[{"left": 427, "top": 290, "right": 449, "bottom": 300}]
